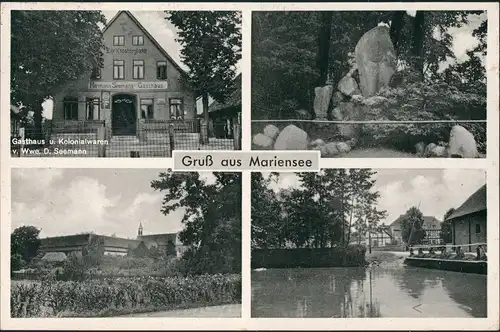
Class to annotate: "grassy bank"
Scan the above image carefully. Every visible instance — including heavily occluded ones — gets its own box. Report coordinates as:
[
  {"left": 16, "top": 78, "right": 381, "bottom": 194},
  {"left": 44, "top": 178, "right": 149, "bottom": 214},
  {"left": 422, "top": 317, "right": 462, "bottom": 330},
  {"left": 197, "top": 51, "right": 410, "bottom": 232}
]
[{"left": 11, "top": 274, "right": 241, "bottom": 318}]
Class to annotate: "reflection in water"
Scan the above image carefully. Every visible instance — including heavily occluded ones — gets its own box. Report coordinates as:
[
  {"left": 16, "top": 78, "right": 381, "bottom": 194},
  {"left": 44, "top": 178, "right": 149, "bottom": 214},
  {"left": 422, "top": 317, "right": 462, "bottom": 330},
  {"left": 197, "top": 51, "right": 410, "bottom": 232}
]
[{"left": 252, "top": 266, "right": 486, "bottom": 318}]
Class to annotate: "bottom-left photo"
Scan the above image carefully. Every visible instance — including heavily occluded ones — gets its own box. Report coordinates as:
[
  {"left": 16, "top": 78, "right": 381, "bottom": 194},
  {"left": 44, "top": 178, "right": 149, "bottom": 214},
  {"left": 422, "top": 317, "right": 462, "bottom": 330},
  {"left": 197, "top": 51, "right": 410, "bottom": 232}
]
[{"left": 10, "top": 168, "right": 242, "bottom": 318}]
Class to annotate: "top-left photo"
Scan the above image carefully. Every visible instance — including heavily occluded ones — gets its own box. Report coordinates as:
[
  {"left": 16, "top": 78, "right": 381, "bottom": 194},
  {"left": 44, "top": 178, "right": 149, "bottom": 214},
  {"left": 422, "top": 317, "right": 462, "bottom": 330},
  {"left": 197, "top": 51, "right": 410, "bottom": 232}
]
[{"left": 10, "top": 10, "right": 242, "bottom": 158}]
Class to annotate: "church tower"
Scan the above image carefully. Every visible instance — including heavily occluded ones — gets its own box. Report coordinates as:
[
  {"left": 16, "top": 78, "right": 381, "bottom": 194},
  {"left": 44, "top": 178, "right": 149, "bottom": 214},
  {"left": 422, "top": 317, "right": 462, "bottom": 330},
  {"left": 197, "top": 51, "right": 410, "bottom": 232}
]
[{"left": 138, "top": 223, "right": 143, "bottom": 236}]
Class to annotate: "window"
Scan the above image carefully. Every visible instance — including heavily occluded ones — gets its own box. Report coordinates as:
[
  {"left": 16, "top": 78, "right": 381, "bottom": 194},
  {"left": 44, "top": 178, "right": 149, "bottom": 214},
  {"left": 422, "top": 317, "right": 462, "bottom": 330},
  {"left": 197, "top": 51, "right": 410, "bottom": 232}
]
[
  {"left": 132, "top": 35, "right": 144, "bottom": 46},
  {"left": 169, "top": 98, "right": 184, "bottom": 120},
  {"left": 113, "top": 35, "right": 125, "bottom": 46},
  {"left": 140, "top": 99, "right": 154, "bottom": 119},
  {"left": 86, "top": 98, "right": 100, "bottom": 120},
  {"left": 133, "top": 60, "right": 144, "bottom": 79},
  {"left": 63, "top": 97, "right": 78, "bottom": 120},
  {"left": 475, "top": 224, "right": 481, "bottom": 234},
  {"left": 91, "top": 66, "right": 101, "bottom": 80},
  {"left": 113, "top": 60, "right": 125, "bottom": 79},
  {"left": 157, "top": 61, "right": 167, "bottom": 80}
]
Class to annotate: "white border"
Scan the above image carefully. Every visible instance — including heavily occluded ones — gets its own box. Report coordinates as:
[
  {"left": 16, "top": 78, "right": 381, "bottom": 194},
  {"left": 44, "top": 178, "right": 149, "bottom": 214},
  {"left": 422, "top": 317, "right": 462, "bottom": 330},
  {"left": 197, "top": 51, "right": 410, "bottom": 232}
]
[{"left": 1, "top": 2, "right": 499, "bottom": 331}]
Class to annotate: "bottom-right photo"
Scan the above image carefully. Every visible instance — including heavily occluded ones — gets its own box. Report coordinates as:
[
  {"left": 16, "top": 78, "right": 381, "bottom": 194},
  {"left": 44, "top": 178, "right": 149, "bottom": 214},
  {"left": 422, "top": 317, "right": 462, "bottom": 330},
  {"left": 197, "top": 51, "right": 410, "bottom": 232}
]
[{"left": 251, "top": 169, "right": 487, "bottom": 318}]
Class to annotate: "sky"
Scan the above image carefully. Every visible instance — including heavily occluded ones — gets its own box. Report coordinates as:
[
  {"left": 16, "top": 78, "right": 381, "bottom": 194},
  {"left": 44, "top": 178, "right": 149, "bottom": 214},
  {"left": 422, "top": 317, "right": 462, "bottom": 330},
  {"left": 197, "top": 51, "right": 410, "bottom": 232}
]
[
  {"left": 11, "top": 169, "right": 216, "bottom": 238},
  {"left": 263, "top": 169, "right": 486, "bottom": 225}
]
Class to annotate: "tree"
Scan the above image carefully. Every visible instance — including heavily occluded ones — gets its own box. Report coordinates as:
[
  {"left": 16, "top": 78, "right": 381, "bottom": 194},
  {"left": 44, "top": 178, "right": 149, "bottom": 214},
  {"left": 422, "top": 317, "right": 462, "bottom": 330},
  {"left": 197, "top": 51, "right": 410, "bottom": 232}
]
[
  {"left": 151, "top": 171, "right": 241, "bottom": 274},
  {"left": 11, "top": 226, "right": 41, "bottom": 264},
  {"left": 440, "top": 208, "right": 455, "bottom": 244},
  {"left": 165, "top": 241, "right": 177, "bottom": 258},
  {"left": 82, "top": 235, "right": 105, "bottom": 266},
  {"left": 133, "top": 241, "right": 149, "bottom": 258},
  {"left": 400, "top": 207, "right": 427, "bottom": 245},
  {"left": 11, "top": 11, "right": 106, "bottom": 135},
  {"left": 165, "top": 11, "right": 241, "bottom": 142}
]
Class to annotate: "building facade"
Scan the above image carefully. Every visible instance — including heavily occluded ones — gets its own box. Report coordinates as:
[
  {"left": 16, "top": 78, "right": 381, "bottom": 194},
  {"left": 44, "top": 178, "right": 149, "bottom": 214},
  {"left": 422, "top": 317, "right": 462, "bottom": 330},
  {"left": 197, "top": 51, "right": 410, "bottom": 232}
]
[
  {"left": 51, "top": 11, "right": 197, "bottom": 140},
  {"left": 447, "top": 184, "right": 487, "bottom": 252},
  {"left": 389, "top": 215, "right": 442, "bottom": 245},
  {"left": 39, "top": 225, "right": 186, "bottom": 258},
  {"left": 365, "top": 226, "right": 393, "bottom": 248}
]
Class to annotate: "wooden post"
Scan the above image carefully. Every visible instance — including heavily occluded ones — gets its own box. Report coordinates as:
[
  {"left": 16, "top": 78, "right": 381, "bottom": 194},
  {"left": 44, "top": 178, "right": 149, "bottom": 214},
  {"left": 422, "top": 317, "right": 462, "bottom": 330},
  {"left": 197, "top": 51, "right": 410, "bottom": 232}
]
[
  {"left": 233, "top": 123, "right": 241, "bottom": 150},
  {"left": 199, "top": 122, "right": 208, "bottom": 146},
  {"left": 97, "top": 126, "right": 106, "bottom": 157},
  {"left": 169, "top": 123, "right": 175, "bottom": 152}
]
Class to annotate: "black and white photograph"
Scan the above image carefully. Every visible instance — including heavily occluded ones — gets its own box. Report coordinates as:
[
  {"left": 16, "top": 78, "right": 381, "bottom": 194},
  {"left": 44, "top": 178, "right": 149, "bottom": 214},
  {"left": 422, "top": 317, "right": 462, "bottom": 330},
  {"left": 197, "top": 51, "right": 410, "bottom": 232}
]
[
  {"left": 251, "top": 169, "right": 487, "bottom": 317},
  {"left": 10, "top": 10, "right": 242, "bottom": 158},
  {"left": 251, "top": 11, "right": 487, "bottom": 158},
  {"left": 10, "top": 169, "right": 241, "bottom": 317}
]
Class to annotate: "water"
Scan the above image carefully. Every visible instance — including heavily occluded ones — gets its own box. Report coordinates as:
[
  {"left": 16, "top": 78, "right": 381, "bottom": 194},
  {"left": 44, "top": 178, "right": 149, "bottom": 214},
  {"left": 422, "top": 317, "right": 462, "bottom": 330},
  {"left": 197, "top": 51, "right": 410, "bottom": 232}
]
[{"left": 252, "top": 265, "right": 487, "bottom": 317}]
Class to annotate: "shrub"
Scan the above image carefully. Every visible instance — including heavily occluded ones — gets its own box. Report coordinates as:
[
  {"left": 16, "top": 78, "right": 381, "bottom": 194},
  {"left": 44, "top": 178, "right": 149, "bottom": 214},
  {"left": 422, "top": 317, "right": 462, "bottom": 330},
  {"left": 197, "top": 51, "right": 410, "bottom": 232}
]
[{"left": 11, "top": 274, "right": 241, "bottom": 317}]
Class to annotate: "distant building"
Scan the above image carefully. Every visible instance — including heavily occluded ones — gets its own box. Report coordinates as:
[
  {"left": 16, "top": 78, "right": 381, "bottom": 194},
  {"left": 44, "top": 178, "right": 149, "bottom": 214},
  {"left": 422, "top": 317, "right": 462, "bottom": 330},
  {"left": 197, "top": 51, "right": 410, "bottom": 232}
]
[
  {"left": 389, "top": 215, "right": 442, "bottom": 245},
  {"left": 39, "top": 223, "right": 187, "bottom": 258},
  {"left": 207, "top": 73, "right": 241, "bottom": 139},
  {"left": 366, "top": 226, "right": 393, "bottom": 248},
  {"left": 446, "top": 184, "right": 487, "bottom": 252}
]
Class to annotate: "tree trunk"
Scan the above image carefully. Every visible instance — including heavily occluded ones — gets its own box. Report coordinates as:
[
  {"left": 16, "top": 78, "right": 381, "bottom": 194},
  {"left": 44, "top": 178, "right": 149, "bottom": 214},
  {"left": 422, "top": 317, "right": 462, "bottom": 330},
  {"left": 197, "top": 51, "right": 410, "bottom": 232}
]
[
  {"left": 201, "top": 92, "right": 210, "bottom": 144},
  {"left": 316, "top": 11, "right": 333, "bottom": 86},
  {"left": 389, "top": 11, "right": 406, "bottom": 53},
  {"left": 346, "top": 196, "right": 355, "bottom": 246},
  {"left": 411, "top": 11, "right": 425, "bottom": 79}
]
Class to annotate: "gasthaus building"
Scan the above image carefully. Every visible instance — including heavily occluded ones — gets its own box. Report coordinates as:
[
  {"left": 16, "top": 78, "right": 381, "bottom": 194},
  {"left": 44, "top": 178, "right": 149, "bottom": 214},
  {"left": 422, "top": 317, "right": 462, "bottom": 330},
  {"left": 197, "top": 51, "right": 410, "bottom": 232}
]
[{"left": 51, "top": 11, "right": 197, "bottom": 141}]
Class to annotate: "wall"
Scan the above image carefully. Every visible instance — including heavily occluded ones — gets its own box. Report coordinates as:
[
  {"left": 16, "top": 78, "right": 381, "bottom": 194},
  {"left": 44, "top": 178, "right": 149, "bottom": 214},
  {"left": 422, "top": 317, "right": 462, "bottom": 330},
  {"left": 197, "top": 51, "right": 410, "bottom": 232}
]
[{"left": 452, "top": 211, "right": 487, "bottom": 252}]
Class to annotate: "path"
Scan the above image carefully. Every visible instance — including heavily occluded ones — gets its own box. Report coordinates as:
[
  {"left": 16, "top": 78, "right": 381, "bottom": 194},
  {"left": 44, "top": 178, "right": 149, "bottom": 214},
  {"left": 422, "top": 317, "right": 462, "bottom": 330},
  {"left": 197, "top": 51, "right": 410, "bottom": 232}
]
[{"left": 120, "top": 304, "right": 241, "bottom": 317}]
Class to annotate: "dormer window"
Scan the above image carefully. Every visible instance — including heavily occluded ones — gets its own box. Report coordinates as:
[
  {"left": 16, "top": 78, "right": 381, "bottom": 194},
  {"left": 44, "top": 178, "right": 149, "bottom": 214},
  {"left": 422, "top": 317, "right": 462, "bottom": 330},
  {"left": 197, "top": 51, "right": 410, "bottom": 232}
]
[
  {"left": 113, "top": 36, "right": 125, "bottom": 46},
  {"left": 132, "top": 35, "right": 144, "bottom": 46}
]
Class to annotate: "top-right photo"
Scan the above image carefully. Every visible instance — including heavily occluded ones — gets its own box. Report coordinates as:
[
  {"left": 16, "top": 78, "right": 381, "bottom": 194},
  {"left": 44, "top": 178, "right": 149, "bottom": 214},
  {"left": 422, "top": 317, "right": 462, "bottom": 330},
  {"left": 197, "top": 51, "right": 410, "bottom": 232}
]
[{"left": 251, "top": 10, "right": 487, "bottom": 158}]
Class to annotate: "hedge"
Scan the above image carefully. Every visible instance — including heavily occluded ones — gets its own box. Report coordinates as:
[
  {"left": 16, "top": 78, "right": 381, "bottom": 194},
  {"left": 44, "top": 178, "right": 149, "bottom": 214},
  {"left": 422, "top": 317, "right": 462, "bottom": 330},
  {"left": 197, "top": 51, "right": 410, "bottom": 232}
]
[{"left": 11, "top": 273, "right": 241, "bottom": 317}]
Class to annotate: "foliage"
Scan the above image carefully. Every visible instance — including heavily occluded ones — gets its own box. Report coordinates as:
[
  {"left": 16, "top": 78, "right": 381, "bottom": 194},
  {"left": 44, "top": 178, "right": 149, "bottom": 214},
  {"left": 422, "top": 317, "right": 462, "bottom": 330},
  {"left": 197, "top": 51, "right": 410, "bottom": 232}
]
[
  {"left": 400, "top": 207, "right": 427, "bottom": 245},
  {"left": 360, "top": 79, "right": 487, "bottom": 153},
  {"left": 82, "top": 236, "right": 105, "bottom": 267},
  {"left": 11, "top": 274, "right": 241, "bottom": 317},
  {"left": 11, "top": 11, "right": 106, "bottom": 132},
  {"left": 165, "top": 11, "right": 241, "bottom": 127},
  {"left": 11, "top": 226, "right": 41, "bottom": 265},
  {"left": 61, "top": 252, "right": 86, "bottom": 281},
  {"left": 251, "top": 170, "right": 386, "bottom": 250},
  {"left": 132, "top": 241, "right": 149, "bottom": 258},
  {"left": 165, "top": 241, "right": 177, "bottom": 258},
  {"left": 440, "top": 208, "right": 455, "bottom": 244},
  {"left": 11, "top": 254, "right": 24, "bottom": 272},
  {"left": 151, "top": 172, "right": 241, "bottom": 275}
]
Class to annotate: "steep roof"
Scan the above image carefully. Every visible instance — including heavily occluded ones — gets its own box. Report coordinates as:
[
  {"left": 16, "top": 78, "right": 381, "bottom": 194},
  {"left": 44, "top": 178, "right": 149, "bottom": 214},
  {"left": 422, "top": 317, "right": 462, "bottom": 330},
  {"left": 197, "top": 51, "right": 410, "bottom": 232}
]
[
  {"left": 41, "top": 252, "right": 68, "bottom": 262},
  {"left": 446, "top": 184, "right": 487, "bottom": 221},
  {"left": 208, "top": 73, "right": 242, "bottom": 113},
  {"left": 103, "top": 11, "right": 187, "bottom": 76}
]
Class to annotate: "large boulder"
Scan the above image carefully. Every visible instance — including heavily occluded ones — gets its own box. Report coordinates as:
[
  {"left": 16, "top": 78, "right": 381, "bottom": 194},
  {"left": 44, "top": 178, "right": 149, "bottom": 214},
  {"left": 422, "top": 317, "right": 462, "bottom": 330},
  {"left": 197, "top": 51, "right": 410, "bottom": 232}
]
[
  {"left": 355, "top": 25, "right": 397, "bottom": 97},
  {"left": 274, "top": 124, "right": 309, "bottom": 150},
  {"left": 313, "top": 85, "right": 334, "bottom": 120},
  {"left": 338, "top": 75, "right": 360, "bottom": 96},
  {"left": 448, "top": 125, "right": 478, "bottom": 158},
  {"left": 424, "top": 143, "right": 447, "bottom": 158},
  {"left": 263, "top": 124, "right": 280, "bottom": 141},
  {"left": 253, "top": 133, "right": 274, "bottom": 150}
]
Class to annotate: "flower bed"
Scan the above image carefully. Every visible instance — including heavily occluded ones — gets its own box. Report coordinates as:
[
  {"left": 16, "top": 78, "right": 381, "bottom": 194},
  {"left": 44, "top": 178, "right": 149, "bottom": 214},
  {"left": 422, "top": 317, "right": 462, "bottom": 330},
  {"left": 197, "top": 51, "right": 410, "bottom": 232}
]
[{"left": 11, "top": 274, "right": 241, "bottom": 317}]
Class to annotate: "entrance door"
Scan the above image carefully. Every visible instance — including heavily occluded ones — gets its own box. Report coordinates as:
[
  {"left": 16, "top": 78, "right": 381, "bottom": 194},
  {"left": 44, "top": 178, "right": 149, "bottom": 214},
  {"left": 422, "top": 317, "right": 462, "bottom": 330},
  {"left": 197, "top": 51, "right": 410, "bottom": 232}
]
[{"left": 112, "top": 94, "right": 136, "bottom": 135}]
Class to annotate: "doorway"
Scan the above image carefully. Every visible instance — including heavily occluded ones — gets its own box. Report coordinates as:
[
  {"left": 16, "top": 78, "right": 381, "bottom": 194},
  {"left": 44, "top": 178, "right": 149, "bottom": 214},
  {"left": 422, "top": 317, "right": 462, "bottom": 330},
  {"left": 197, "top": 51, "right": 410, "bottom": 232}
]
[{"left": 112, "top": 94, "right": 137, "bottom": 135}]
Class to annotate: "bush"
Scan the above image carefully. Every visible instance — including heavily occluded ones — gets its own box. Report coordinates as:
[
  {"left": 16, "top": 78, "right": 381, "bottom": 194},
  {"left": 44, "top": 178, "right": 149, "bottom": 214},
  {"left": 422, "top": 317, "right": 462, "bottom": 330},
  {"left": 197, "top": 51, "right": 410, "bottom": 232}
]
[
  {"left": 11, "top": 274, "right": 241, "bottom": 317},
  {"left": 11, "top": 253, "right": 24, "bottom": 272}
]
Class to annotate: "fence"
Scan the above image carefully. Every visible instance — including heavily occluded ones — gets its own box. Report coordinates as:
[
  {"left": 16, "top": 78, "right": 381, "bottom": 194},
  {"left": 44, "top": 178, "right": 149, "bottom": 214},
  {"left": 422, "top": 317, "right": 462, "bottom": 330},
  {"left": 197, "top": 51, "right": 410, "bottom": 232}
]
[
  {"left": 252, "top": 118, "right": 487, "bottom": 157},
  {"left": 11, "top": 119, "right": 241, "bottom": 158}
]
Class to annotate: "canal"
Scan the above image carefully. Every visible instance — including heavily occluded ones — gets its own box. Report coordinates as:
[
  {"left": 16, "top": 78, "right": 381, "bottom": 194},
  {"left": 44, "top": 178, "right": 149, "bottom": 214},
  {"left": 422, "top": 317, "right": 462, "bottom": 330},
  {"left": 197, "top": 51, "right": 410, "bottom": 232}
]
[{"left": 252, "top": 263, "right": 487, "bottom": 317}]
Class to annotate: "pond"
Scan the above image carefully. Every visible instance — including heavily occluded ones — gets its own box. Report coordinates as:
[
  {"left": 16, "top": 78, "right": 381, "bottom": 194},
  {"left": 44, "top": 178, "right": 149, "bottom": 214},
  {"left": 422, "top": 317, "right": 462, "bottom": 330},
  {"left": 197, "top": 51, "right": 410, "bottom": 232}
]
[{"left": 252, "top": 265, "right": 487, "bottom": 318}]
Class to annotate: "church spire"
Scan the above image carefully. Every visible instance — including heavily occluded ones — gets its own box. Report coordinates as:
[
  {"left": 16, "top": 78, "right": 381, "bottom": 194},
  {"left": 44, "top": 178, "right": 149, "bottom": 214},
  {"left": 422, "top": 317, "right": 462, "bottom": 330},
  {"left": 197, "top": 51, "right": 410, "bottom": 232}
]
[{"left": 138, "top": 223, "right": 143, "bottom": 236}]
